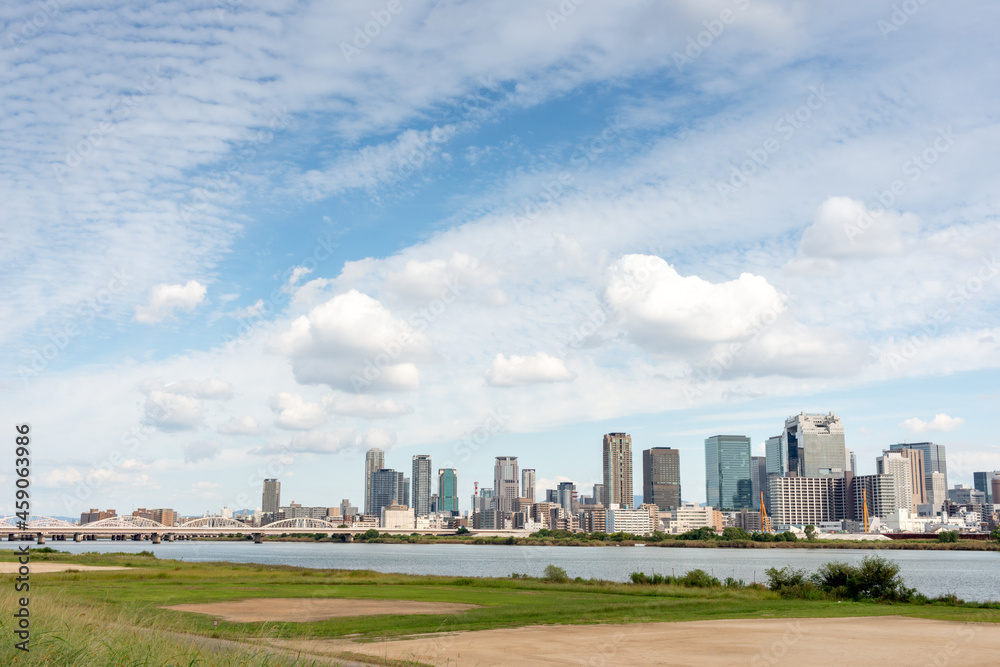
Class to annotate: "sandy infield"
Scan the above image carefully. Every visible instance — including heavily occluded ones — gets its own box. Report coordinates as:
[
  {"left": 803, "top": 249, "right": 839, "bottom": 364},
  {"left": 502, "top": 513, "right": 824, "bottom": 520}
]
[
  {"left": 165, "top": 598, "right": 480, "bottom": 622},
  {"left": 273, "top": 616, "right": 1000, "bottom": 666},
  {"left": 0, "top": 563, "right": 129, "bottom": 573}
]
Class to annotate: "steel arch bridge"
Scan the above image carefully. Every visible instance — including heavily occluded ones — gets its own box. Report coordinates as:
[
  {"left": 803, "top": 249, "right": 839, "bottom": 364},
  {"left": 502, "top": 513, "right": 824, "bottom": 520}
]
[
  {"left": 0, "top": 515, "right": 76, "bottom": 529},
  {"left": 85, "top": 516, "right": 166, "bottom": 529},
  {"left": 263, "top": 517, "right": 341, "bottom": 530},
  {"left": 179, "top": 516, "right": 247, "bottom": 529}
]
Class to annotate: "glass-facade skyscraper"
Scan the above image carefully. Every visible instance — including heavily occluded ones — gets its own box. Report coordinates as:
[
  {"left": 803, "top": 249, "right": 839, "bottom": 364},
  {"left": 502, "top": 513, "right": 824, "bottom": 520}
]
[
  {"left": 642, "top": 447, "right": 681, "bottom": 511},
  {"left": 889, "top": 442, "right": 947, "bottom": 492},
  {"left": 705, "top": 435, "right": 752, "bottom": 510},
  {"left": 438, "top": 468, "right": 458, "bottom": 514}
]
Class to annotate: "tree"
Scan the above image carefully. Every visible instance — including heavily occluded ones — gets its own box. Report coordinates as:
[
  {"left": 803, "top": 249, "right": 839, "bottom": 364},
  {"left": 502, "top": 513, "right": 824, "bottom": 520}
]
[
  {"left": 456, "top": 526, "right": 470, "bottom": 535},
  {"left": 992, "top": 526, "right": 1000, "bottom": 543},
  {"left": 362, "top": 528, "right": 380, "bottom": 540},
  {"left": 722, "top": 526, "right": 750, "bottom": 541},
  {"left": 937, "top": 530, "right": 959, "bottom": 543},
  {"left": 804, "top": 525, "right": 817, "bottom": 541},
  {"left": 543, "top": 564, "right": 569, "bottom": 582}
]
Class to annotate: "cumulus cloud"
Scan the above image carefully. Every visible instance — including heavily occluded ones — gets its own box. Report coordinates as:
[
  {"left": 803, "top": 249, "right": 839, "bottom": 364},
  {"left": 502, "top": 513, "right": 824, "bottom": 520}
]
[
  {"left": 141, "top": 378, "right": 234, "bottom": 400},
  {"left": 228, "top": 299, "right": 265, "bottom": 319},
  {"left": 216, "top": 415, "right": 263, "bottom": 435},
  {"left": 485, "top": 352, "right": 575, "bottom": 387},
  {"left": 251, "top": 428, "right": 359, "bottom": 455},
  {"left": 268, "top": 392, "right": 326, "bottom": 430},
  {"left": 143, "top": 391, "right": 204, "bottom": 431},
  {"left": 183, "top": 441, "right": 221, "bottom": 463},
  {"left": 798, "top": 196, "right": 919, "bottom": 259},
  {"left": 900, "top": 413, "right": 965, "bottom": 434},
  {"left": 323, "top": 394, "right": 414, "bottom": 418},
  {"left": 269, "top": 290, "right": 433, "bottom": 392},
  {"left": 384, "top": 252, "right": 495, "bottom": 301},
  {"left": 135, "top": 280, "right": 207, "bottom": 323},
  {"left": 361, "top": 427, "right": 397, "bottom": 449},
  {"left": 604, "top": 255, "right": 785, "bottom": 352}
]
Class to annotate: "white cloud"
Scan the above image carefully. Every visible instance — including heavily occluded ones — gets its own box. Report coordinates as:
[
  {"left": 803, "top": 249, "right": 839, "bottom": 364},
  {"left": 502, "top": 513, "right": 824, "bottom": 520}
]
[
  {"left": 323, "top": 394, "right": 414, "bottom": 419},
  {"left": 604, "top": 255, "right": 785, "bottom": 352},
  {"left": 485, "top": 352, "right": 575, "bottom": 387},
  {"left": 798, "top": 196, "right": 919, "bottom": 259},
  {"left": 361, "top": 427, "right": 397, "bottom": 449},
  {"left": 135, "top": 281, "right": 207, "bottom": 324},
  {"left": 269, "top": 290, "right": 433, "bottom": 392},
  {"left": 384, "top": 252, "right": 494, "bottom": 301},
  {"left": 268, "top": 392, "right": 327, "bottom": 430},
  {"left": 216, "top": 415, "right": 263, "bottom": 436},
  {"left": 144, "top": 391, "right": 204, "bottom": 431},
  {"left": 183, "top": 441, "right": 222, "bottom": 463},
  {"left": 228, "top": 299, "right": 265, "bottom": 319},
  {"left": 900, "top": 413, "right": 965, "bottom": 434},
  {"left": 141, "top": 378, "right": 234, "bottom": 400},
  {"left": 251, "top": 428, "right": 359, "bottom": 455}
]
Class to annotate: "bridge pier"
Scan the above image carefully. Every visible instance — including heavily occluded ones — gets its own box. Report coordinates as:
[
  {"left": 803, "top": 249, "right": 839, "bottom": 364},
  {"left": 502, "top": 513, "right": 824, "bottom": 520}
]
[
  {"left": 344, "top": 533, "right": 354, "bottom": 543},
  {"left": 253, "top": 533, "right": 263, "bottom": 544},
  {"left": 167, "top": 534, "right": 175, "bottom": 542},
  {"left": 151, "top": 533, "right": 161, "bottom": 544},
  {"left": 132, "top": 534, "right": 141, "bottom": 541},
  {"left": 74, "top": 533, "right": 82, "bottom": 542},
  {"left": 36, "top": 534, "right": 45, "bottom": 545}
]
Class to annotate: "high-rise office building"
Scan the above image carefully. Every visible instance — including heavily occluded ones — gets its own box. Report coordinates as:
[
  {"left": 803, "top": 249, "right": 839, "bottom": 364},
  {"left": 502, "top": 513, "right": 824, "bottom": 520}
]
[
  {"left": 262, "top": 478, "right": 280, "bottom": 517},
  {"left": 765, "top": 435, "right": 786, "bottom": 476},
  {"left": 849, "top": 450, "right": 857, "bottom": 476},
  {"left": 642, "top": 447, "right": 681, "bottom": 511},
  {"left": 438, "top": 468, "right": 458, "bottom": 514},
  {"left": 603, "top": 433, "right": 633, "bottom": 509},
  {"left": 973, "top": 471, "right": 997, "bottom": 505},
  {"left": 895, "top": 448, "right": 926, "bottom": 509},
  {"left": 371, "top": 469, "right": 400, "bottom": 513},
  {"left": 592, "top": 483, "right": 605, "bottom": 506},
  {"left": 948, "top": 485, "right": 986, "bottom": 505},
  {"left": 927, "top": 471, "right": 946, "bottom": 511},
  {"left": 400, "top": 475, "right": 410, "bottom": 508},
  {"left": 364, "top": 448, "right": 385, "bottom": 515},
  {"left": 783, "top": 412, "right": 847, "bottom": 478},
  {"left": 877, "top": 450, "right": 913, "bottom": 512},
  {"left": 705, "top": 435, "right": 752, "bottom": 510},
  {"left": 992, "top": 476, "right": 1000, "bottom": 508},
  {"left": 750, "top": 456, "right": 767, "bottom": 511},
  {"left": 889, "top": 442, "right": 947, "bottom": 493},
  {"left": 412, "top": 455, "right": 432, "bottom": 517},
  {"left": 494, "top": 456, "right": 519, "bottom": 513},
  {"left": 556, "top": 481, "right": 576, "bottom": 513},
  {"left": 521, "top": 468, "right": 536, "bottom": 502},
  {"left": 852, "top": 474, "right": 896, "bottom": 520}
]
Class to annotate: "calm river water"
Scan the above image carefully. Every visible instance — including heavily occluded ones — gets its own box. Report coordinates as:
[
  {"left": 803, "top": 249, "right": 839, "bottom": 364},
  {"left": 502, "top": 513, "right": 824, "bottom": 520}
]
[{"left": 45, "top": 541, "right": 1000, "bottom": 602}]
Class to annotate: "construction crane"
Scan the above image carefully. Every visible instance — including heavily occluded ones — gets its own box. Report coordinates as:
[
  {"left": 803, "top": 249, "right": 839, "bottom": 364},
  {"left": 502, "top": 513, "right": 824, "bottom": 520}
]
[
  {"left": 759, "top": 492, "right": 772, "bottom": 533},
  {"left": 862, "top": 487, "right": 870, "bottom": 534}
]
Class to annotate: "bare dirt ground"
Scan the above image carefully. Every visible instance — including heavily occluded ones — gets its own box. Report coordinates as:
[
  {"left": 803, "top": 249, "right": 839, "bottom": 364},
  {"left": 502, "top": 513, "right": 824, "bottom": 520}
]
[
  {"left": 164, "top": 598, "right": 480, "bottom": 623},
  {"left": 270, "top": 616, "right": 1000, "bottom": 666},
  {"left": 0, "top": 563, "right": 129, "bottom": 572}
]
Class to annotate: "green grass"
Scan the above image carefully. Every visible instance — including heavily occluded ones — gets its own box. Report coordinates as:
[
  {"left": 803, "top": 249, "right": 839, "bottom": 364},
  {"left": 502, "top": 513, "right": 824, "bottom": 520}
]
[{"left": 1, "top": 548, "right": 998, "bottom": 665}]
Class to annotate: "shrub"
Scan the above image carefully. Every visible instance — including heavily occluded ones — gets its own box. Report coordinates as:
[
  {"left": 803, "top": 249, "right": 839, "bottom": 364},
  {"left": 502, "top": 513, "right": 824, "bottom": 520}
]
[
  {"left": 851, "top": 555, "right": 914, "bottom": 601},
  {"left": 678, "top": 527, "right": 718, "bottom": 541},
  {"left": 456, "top": 526, "right": 470, "bottom": 535},
  {"left": 723, "top": 577, "right": 746, "bottom": 588},
  {"left": 937, "top": 531, "right": 959, "bottom": 543},
  {"left": 722, "top": 527, "right": 751, "bottom": 541},
  {"left": 681, "top": 569, "right": 721, "bottom": 588},
  {"left": 362, "top": 528, "right": 380, "bottom": 540},
  {"left": 543, "top": 564, "right": 570, "bottom": 583},
  {"left": 765, "top": 566, "right": 808, "bottom": 591},
  {"left": 992, "top": 527, "right": 1000, "bottom": 543}
]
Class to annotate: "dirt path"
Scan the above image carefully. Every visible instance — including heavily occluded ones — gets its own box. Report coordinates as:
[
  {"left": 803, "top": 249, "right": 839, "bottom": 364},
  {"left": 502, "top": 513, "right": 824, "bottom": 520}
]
[
  {"left": 0, "top": 562, "right": 129, "bottom": 572},
  {"left": 271, "top": 616, "right": 1000, "bottom": 666}
]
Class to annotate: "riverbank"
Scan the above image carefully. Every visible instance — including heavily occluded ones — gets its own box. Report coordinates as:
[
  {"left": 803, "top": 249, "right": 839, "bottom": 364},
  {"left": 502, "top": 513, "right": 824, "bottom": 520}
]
[
  {"left": 1, "top": 548, "right": 998, "bottom": 665},
  {"left": 205, "top": 532, "right": 1000, "bottom": 551}
]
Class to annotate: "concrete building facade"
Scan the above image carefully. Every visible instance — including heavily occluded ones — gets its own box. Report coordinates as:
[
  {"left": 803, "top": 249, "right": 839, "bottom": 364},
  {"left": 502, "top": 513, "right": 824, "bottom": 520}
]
[
  {"left": 364, "top": 448, "right": 384, "bottom": 516},
  {"left": 411, "top": 455, "right": 432, "bottom": 517},
  {"left": 642, "top": 447, "right": 681, "bottom": 512},
  {"left": 603, "top": 433, "right": 633, "bottom": 509}
]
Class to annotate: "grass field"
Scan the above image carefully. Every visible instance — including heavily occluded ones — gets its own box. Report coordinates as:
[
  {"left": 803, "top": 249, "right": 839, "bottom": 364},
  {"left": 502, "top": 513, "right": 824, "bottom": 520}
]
[{"left": 2, "top": 548, "right": 999, "bottom": 666}]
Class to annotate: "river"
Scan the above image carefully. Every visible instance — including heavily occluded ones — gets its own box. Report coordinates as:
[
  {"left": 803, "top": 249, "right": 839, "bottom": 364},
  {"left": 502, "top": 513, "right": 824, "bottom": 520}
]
[{"left": 41, "top": 540, "right": 1000, "bottom": 602}]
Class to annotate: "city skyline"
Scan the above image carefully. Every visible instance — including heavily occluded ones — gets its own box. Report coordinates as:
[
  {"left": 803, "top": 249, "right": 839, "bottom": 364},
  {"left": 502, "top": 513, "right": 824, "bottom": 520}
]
[{"left": 4, "top": 2, "right": 1000, "bottom": 518}]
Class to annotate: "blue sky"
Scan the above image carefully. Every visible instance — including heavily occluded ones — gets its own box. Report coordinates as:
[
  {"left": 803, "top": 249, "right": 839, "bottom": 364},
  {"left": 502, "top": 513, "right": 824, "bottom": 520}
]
[{"left": 1, "top": 0, "right": 998, "bottom": 517}]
